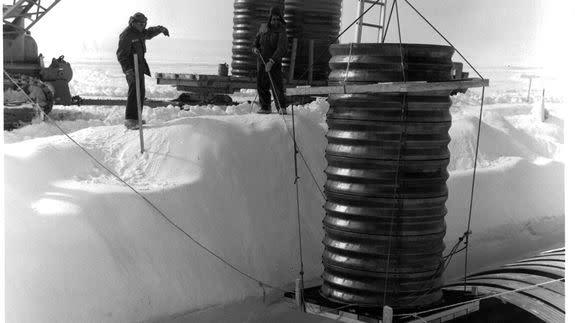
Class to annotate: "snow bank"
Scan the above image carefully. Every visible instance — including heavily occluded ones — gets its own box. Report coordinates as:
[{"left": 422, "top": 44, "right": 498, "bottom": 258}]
[
  {"left": 5, "top": 109, "right": 329, "bottom": 322},
  {"left": 4, "top": 67, "right": 565, "bottom": 322}
]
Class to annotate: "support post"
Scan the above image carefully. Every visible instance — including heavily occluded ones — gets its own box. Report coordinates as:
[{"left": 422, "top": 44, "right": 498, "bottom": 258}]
[
  {"left": 527, "top": 77, "right": 532, "bottom": 102},
  {"left": 471, "top": 286, "right": 479, "bottom": 296},
  {"left": 355, "top": 0, "right": 365, "bottom": 43},
  {"left": 378, "top": 0, "right": 388, "bottom": 42},
  {"left": 308, "top": 39, "right": 314, "bottom": 84},
  {"left": 382, "top": 305, "right": 393, "bottom": 323},
  {"left": 540, "top": 88, "right": 547, "bottom": 122},
  {"left": 133, "top": 53, "right": 145, "bottom": 154},
  {"left": 289, "top": 38, "right": 298, "bottom": 83},
  {"left": 295, "top": 278, "right": 303, "bottom": 311}
]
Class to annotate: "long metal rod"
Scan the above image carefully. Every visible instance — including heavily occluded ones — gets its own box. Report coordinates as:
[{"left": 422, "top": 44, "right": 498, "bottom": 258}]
[
  {"left": 378, "top": 0, "right": 388, "bottom": 42},
  {"left": 355, "top": 0, "right": 365, "bottom": 43},
  {"left": 257, "top": 51, "right": 306, "bottom": 309},
  {"left": 463, "top": 86, "right": 485, "bottom": 291},
  {"left": 308, "top": 39, "right": 314, "bottom": 84},
  {"left": 288, "top": 38, "right": 298, "bottom": 83},
  {"left": 133, "top": 53, "right": 145, "bottom": 154}
]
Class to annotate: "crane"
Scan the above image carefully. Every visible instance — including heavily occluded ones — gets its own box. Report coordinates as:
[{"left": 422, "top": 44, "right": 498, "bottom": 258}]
[{"left": 3, "top": 0, "right": 74, "bottom": 129}]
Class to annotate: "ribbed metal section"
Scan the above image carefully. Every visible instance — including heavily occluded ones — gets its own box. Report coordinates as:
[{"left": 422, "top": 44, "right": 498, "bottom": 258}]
[
  {"left": 321, "top": 43, "right": 455, "bottom": 309},
  {"left": 283, "top": 0, "right": 342, "bottom": 81},
  {"left": 444, "top": 248, "right": 565, "bottom": 323},
  {"left": 231, "top": 0, "right": 284, "bottom": 77},
  {"left": 328, "top": 43, "right": 454, "bottom": 84}
]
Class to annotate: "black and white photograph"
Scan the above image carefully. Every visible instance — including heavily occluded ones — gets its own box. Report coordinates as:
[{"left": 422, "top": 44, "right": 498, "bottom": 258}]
[{"left": 2, "top": 0, "right": 570, "bottom": 322}]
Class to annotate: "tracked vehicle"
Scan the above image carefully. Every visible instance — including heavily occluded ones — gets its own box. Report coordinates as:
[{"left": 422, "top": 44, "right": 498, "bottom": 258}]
[{"left": 3, "top": 0, "right": 73, "bottom": 129}]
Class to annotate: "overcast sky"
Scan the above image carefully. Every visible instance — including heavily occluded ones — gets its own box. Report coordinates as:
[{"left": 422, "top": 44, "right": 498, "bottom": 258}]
[{"left": 7, "top": 0, "right": 571, "bottom": 67}]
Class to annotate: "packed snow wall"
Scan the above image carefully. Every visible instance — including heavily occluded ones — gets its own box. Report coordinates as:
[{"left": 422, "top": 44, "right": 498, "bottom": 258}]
[
  {"left": 283, "top": 0, "right": 343, "bottom": 82},
  {"left": 231, "top": 0, "right": 284, "bottom": 77},
  {"left": 321, "top": 43, "right": 455, "bottom": 309}
]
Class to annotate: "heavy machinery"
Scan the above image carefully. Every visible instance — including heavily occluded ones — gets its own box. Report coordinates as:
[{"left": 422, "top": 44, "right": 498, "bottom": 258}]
[{"left": 3, "top": 0, "right": 73, "bottom": 129}]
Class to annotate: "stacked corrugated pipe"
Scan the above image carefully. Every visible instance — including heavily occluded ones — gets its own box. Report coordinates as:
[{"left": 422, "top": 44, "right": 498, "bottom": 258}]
[
  {"left": 321, "top": 43, "right": 456, "bottom": 310},
  {"left": 283, "top": 0, "right": 342, "bottom": 82},
  {"left": 231, "top": 0, "right": 284, "bottom": 77}
]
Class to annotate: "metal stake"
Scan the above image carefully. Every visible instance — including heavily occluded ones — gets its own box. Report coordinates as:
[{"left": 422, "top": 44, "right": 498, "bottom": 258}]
[
  {"left": 133, "top": 53, "right": 145, "bottom": 154},
  {"left": 295, "top": 278, "right": 303, "bottom": 311}
]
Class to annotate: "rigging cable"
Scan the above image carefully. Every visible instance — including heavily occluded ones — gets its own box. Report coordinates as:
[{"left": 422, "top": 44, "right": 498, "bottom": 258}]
[
  {"left": 257, "top": 53, "right": 308, "bottom": 310},
  {"left": 463, "top": 86, "right": 485, "bottom": 290},
  {"left": 381, "top": 0, "right": 398, "bottom": 43},
  {"left": 403, "top": 0, "right": 484, "bottom": 80},
  {"left": 382, "top": 0, "right": 404, "bottom": 307},
  {"left": 401, "top": 0, "right": 487, "bottom": 292},
  {"left": 257, "top": 0, "right": 390, "bottom": 202}
]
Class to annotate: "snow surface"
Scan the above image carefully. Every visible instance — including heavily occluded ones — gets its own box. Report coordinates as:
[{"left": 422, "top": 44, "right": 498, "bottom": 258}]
[{"left": 3, "top": 66, "right": 566, "bottom": 322}]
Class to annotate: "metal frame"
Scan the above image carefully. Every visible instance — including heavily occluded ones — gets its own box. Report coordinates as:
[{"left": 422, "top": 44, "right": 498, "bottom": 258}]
[
  {"left": 3, "top": 0, "right": 62, "bottom": 31},
  {"left": 355, "top": 0, "right": 388, "bottom": 43},
  {"left": 304, "top": 298, "right": 480, "bottom": 323}
]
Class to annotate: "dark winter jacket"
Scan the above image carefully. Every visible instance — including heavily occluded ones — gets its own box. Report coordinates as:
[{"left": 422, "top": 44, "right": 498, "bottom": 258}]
[
  {"left": 252, "top": 23, "right": 288, "bottom": 65},
  {"left": 116, "top": 25, "right": 164, "bottom": 76}
]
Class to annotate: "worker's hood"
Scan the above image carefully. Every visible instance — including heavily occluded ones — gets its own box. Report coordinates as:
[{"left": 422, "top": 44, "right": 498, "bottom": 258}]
[
  {"left": 267, "top": 6, "right": 286, "bottom": 25},
  {"left": 128, "top": 12, "right": 148, "bottom": 25}
]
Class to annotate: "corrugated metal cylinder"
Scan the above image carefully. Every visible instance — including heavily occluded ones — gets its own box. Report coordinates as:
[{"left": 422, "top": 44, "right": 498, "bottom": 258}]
[
  {"left": 321, "top": 43, "right": 455, "bottom": 310},
  {"left": 231, "top": 0, "right": 284, "bottom": 77},
  {"left": 283, "top": 0, "right": 343, "bottom": 81}
]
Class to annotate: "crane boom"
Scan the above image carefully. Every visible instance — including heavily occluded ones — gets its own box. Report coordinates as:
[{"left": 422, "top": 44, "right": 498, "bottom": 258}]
[
  {"left": 3, "top": 0, "right": 72, "bottom": 129},
  {"left": 3, "top": 0, "right": 61, "bottom": 31}
]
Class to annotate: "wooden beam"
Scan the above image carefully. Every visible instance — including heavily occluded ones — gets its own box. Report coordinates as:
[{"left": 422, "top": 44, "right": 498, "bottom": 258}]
[
  {"left": 308, "top": 39, "right": 314, "bottom": 84},
  {"left": 286, "top": 78, "right": 489, "bottom": 96},
  {"left": 289, "top": 38, "right": 298, "bottom": 83}
]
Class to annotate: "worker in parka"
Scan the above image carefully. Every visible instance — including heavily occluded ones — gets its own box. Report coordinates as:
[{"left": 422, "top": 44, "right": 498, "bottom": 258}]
[
  {"left": 116, "top": 12, "right": 169, "bottom": 129},
  {"left": 252, "top": 6, "right": 288, "bottom": 114}
]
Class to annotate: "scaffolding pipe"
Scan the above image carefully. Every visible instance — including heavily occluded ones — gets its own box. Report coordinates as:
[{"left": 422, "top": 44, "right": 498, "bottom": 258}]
[{"left": 355, "top": 0, "right": 365, "bottom": 43}]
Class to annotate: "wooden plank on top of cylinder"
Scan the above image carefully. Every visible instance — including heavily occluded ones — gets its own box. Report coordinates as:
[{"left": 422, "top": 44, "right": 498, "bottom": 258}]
[{"left": 286, "top": 78, "right": 489, "bottom": 96}]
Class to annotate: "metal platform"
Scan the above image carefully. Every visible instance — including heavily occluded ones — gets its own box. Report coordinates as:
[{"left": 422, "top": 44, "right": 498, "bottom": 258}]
[{"left": 285, "top": 287, "right": 480, "bottom": 323}]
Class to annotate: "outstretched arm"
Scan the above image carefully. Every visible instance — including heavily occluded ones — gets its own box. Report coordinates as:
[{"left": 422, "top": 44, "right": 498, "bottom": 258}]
[{"left": 144, "top": 25, "right": 169, "bottom": 39}]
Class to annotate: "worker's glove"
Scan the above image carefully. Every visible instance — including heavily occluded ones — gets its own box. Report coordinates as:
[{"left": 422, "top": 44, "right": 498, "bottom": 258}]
[
  {"left": 258, "top": 23, "right": 269, "bottom": 34},
  {"left": 125, "top": 69, "right": 135, "bottom": 83},
  {"left": 252, "top": 48, "right": 260, "bottom": 56},
  {"left": 265, "top": 60, "right": 274, "bottom": 72},
  {"left": 160, "top": 26, "right": 170, "bottom": 37}
]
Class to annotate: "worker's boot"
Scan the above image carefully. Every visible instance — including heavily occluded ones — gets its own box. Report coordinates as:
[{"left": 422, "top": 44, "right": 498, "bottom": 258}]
[{"left": 257, "top": 108, "right": 271, "bottom": 114}]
